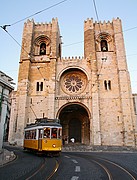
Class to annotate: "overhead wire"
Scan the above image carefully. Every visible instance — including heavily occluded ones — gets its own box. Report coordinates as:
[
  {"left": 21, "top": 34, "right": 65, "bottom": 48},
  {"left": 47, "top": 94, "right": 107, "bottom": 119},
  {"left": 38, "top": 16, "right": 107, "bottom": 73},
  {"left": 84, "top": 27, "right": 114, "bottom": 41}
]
[
  {"left": 1, "top": 1, "right": 136, "bottom": 130},
  {"left": 0, "top": 0, "right": 70, "bottom": 81},
  {"left": 1, "top": 0, "right": 136, "bottom": 85},
  {"left": 1, "top": 24, "right": 137, "bottom": 61},
  {"left": 36, "top": 66, "right": 46, "bottom": 80},
  {"left": 0, "top": 0, "right": 70, "bottom": 56},
  {"left": 92, "top": 0, "right": 104, "bottom": 77},
  {"left": 92, "top": 0, "right": 102, "bottom": 33},
  {"left": 0, "top": 0, "right": 137, "bottom": 56},
  {"left": 0, "top": 0, "right": 137, "bottom": 49},
  {"left": 0, "top": 0, "right": 70, "bottom": 109},
  {"left": 0, "top": 0, "right": 69, "bottom": 28},
  {"left": 0, "top": 28, "right": 30, "bottom": 56},
  {"left": 0, "top": 0, "right": 136, "bottom": 104}
]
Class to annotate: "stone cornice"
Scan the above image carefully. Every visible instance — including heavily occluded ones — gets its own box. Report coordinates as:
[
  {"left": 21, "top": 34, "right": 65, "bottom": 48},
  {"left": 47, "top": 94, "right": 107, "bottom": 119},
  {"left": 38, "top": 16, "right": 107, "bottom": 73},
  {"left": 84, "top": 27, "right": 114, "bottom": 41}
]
[{"left": 55, "top": 95, "right": 92, "bottom": 100}]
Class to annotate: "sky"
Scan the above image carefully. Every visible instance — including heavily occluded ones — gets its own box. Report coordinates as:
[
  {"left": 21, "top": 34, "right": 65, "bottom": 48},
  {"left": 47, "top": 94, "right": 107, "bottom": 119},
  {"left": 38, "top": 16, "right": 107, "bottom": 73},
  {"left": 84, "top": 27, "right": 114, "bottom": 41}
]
[{"left": 0, "top": 0, "right": 137, "bottom": 93}]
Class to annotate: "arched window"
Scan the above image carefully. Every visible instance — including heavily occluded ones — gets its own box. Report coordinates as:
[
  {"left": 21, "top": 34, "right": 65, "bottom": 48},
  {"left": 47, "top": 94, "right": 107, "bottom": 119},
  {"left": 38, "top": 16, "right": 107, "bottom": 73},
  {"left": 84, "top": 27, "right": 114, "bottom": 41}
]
[
  {"left": 36, "top": 82, "right": 43, "bottom": 91},
  {"left": 108, "top": 80, "right": 111, "bottom": 90},
  {"left": 39, "top": 43, "right": 46, "bottom": 55},
  {"left": 104, "top": 80, "right": 111, "bottom": 90},
  {"left": 104, "top": 80, "right": 107, "bottom": 90},
  {"left": 101, "top": 40, "right": 108, "bottom": 51},
  {"left": 58, "top": 44, "right": 61, "bottom": 58}
]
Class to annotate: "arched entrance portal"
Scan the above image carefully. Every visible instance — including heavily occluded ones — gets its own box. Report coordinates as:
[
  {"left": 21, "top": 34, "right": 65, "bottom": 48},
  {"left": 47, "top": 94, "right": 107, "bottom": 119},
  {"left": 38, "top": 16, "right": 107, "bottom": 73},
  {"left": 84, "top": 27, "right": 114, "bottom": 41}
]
[
  {"left": 59, "top": 103, "right": 90, "bottom": 145},
  {"left": 69, "top": 118, "right": 81, "bottom": 142}
]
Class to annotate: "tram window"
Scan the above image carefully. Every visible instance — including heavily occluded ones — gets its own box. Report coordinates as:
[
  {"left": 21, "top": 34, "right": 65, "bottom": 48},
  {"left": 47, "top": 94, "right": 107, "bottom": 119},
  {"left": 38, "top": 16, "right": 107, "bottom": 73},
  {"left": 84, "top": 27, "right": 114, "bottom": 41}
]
[
  {"left": 25, "top": 130, "right": 36, "bottom": 139},
  {"left": 29, "top": 131, "right": 32, "bottom": 139},
  {"left": 32, "top": 130, "right": 36, "bottom": 139},
  {"left": 44, "top": 128, "right": 50, "bottom": 138},
  {"left": 58, "top": 128, "right": 62, "bottom": 139},
  {"left": 25, "top": 131, "right": 29, "bottom": 139},
  {"left": 51, "top": 128, "right": 57, "bottom": 138}
]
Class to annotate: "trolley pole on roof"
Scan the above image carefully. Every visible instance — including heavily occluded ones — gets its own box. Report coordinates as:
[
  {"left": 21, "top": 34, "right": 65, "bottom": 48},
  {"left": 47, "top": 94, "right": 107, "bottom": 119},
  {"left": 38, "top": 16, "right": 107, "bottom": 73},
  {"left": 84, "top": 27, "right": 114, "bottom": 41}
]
[{"left": 30, "top": 106, "right": 37, "bottom": 119}]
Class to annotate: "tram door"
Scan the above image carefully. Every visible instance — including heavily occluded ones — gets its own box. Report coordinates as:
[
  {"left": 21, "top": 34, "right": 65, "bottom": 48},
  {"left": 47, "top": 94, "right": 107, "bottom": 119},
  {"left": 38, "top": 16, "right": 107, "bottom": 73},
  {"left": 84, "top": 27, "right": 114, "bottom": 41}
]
[{"left": 38, "top": 129, "right": 43, "bottom": 150}]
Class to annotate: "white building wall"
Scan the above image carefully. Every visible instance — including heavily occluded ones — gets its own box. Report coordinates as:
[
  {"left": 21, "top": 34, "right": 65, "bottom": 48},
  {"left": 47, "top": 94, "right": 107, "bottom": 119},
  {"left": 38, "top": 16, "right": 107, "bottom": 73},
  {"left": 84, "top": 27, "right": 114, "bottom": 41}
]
[{"left": 0, "top": 71, "right": 14, "bottom": 150}]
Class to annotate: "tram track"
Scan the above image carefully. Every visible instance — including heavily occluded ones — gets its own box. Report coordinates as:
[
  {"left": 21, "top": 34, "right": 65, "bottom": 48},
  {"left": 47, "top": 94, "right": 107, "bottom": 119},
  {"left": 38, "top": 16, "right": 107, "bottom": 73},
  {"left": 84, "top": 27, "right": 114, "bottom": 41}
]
[
  {"left": 66, "top": 152, "right": 137, "bottom": 180},
  {"left": 90, "top": 157, "right": 136, "bottom": 180},
  {"left": 25, "top": 157, "right": 60, "bottom": 180},
  {"left": 0, "top": 145, "right": 61, "bottom": 180},
  {"left": 46, "top": 159, "right": 60, "bottom": 180},
  {"left": 94, "top": 157, "right": 136, "bottom": 180},
  {"left": 91, "top": 159, "right": 112, "bottom": 180},
  {"left": 25, "top": 157, "right": 46, "bottom": 180},
  {"left": 1, "top": 146, "right": 137, "bottom": 179}
]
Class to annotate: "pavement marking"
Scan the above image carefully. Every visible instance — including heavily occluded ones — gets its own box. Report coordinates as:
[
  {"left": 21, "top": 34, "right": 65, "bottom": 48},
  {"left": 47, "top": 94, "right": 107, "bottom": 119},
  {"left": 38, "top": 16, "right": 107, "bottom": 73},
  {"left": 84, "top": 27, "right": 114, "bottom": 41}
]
[
  {"left": 71, "top": 176, "right": 79, "bottom": 180},
  {"left": 64, "top": 155, "right": 70, "bottom": 158},
  {"left": 72, "top": 159, "right": 78, "bottom": 163},
  {"left": 75, "top": 166, "right": 80, "bottom": 172}
]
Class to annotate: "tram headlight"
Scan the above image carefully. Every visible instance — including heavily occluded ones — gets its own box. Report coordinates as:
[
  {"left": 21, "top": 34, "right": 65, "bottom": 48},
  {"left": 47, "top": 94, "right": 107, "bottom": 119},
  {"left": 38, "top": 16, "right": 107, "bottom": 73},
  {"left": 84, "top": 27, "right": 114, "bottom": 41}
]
[{"left": 52, "top": 144, "right": 56, "bottom": 148}]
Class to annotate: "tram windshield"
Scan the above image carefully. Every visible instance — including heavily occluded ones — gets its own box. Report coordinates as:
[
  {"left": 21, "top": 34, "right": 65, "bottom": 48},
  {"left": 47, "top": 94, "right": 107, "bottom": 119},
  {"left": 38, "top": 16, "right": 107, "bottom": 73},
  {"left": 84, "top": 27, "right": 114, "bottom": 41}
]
[
  {"left": 51, "top": 128, "right": 57, "bottom": 138},
  {"left": 43, "top": 128, "right": 50, "bottom": 138},
  {"left": 43, "top": 127, "right": 62, "bottom": 139}
]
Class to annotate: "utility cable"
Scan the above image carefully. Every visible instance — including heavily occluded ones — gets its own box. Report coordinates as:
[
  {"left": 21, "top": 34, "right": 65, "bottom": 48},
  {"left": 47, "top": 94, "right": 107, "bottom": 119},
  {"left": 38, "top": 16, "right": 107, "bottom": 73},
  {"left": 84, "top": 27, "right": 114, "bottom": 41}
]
[
  {"left": 92, "top": 0, "right": 104, "bottom": 77},
  {"left": 0, "top": 0, "right": 136, "bottom": 103},
  {"left": 0, "top": 27, "right": 30, "bottom": 56},
  {"left": 0, "top": 19, "right": 137, "bottom": 59},
  {"left": 92, "top": 0, "right": 101, "bottom": 32},
  {"left": 1, "top": 23, "right": 137, "bottom": 89},
  {"left": 0, "top": 0, "right": 69, "bottom": 28},
  {"left": 37, "top": 66, "right": 45, "bottom": 80},
  {"left": 63, "top": 41, "right": 84, "bottom": 47},
  {"left": 93, "top": 0, "right": 99, "bottom": 21},
  {"left": 63, "top": 25, "right": 137, "bottom": 47}
]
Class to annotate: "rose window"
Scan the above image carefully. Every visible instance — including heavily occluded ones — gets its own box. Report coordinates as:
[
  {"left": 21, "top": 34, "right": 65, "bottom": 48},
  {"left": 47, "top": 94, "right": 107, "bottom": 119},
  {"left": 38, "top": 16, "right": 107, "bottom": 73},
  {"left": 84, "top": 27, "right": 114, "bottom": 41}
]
[
  {"left": 65, "top": 75, "right": 82, "bottom": 92},
  {"left": 61, "top": 71, "right": 87, "bottom": 95}
]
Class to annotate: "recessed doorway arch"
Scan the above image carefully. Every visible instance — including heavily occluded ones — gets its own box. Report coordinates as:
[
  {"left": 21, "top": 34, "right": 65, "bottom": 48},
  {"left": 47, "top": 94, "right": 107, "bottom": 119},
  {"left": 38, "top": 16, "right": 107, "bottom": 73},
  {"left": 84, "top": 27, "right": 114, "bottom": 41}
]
[{"left": 58, "top": 103, "right": 90, "bottom": 145}]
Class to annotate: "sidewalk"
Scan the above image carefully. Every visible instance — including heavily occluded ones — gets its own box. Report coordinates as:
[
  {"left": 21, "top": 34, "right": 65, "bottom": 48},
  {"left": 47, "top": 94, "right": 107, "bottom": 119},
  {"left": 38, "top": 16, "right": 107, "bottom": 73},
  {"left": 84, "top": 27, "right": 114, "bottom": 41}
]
[
  {"left": 0, "top": 148, "right": 16, "bottom": 166},
  {"left": 62, "top": 143, "right": 137, "bottom": 152}
]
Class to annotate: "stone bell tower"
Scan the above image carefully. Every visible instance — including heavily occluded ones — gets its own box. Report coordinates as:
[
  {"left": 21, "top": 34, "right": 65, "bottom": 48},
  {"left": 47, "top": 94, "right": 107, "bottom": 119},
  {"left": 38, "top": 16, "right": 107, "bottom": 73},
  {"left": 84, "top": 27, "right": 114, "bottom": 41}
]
[
  {"left": 9, "top": 18, "right": 62, "bottom": 145},
  {"left": 8, "top": 17, "right": 136, "bottom": 147},
  {"left": 84, "top": 18, "right": 136, "bottom": 146}
]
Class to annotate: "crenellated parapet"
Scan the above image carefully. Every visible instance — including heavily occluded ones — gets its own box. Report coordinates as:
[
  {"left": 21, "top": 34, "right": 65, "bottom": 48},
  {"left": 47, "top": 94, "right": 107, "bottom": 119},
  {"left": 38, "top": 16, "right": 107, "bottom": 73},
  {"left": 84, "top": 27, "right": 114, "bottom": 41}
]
[
  {"left": 84, "top": 17, "right": 121, "bottom": 33},
  {"left": 24, "top": 19, "right": 34, "bottom": 27},
  {"left": 24, "top": 18, "right": 59, "bottom": 32},
  {"left": 35, "top": 21, "right": 52, "bottom": 31},
  {"left": 84, "top": 17, "right": 122, "bottom": 58},
  {"left": 21, "top": 17, "right": 61, "bottom": 60},
  {"left": 34, "top": 18, "right": 58, "bottom": 32},
  {"left": 84, "top": 18, "right": 94, "bottom": 31}
]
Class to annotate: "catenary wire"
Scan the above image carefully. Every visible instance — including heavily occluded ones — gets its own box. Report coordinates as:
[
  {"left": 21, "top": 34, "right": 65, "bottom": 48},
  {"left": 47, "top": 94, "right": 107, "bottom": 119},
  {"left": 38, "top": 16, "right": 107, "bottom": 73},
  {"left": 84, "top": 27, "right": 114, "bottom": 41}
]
[
  {"left": 1, "top": 29, "right": 30, "bottom": 55},
  {"left": 92, "top": 0, "right": 102, "bottom": 33},
  {"left": 92, "top": 0, "right": 105, "bottom": 76},
  {"left": 1, "top": 25, "right": 137, "bottom": 83},
  {"left": 0, "top": 0, "right": 136, "bottom": 98},
  {"left": 0, "top": 1, "right": 136, "bottom": 113},
  {"left": 0, "top": 0, "right": 69, "bottom": 28}
]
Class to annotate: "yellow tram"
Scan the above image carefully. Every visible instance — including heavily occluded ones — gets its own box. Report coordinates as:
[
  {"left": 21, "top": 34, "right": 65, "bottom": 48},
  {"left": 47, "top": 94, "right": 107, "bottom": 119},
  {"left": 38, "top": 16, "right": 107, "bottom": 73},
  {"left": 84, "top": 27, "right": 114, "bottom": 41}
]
[{"left": 23, "top": 118, "right": 62, "bottom": 156}]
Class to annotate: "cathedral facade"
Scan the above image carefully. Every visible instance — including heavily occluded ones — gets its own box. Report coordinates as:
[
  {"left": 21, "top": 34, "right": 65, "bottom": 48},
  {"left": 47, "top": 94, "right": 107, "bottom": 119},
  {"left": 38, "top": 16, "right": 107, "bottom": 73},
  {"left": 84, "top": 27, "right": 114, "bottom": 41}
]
[{"left": 8, "top": 17, "right": 137, "bottom": 147}]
